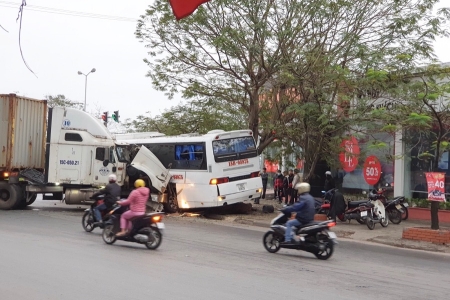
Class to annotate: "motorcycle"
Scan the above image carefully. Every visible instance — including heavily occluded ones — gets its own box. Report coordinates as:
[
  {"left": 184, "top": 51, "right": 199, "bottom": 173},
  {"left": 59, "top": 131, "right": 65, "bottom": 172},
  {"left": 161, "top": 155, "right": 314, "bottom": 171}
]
[
  {"left": 365, "top": 198, "right": 389, "bottom": 230},
  {"left": 337, "top": 199, "right": 372, "bottom": 224},
  {"left": 82, "top": 195, "right": 108, "bottom": 232},
  {"left": 369, "top": 189, "right": 404, "bottom": 224},
  {"left": 102, "top": 204, "right": 165, "bottom": 250},
  {"left": 262, "top": 211, "right": 337, "bottom": 260}
]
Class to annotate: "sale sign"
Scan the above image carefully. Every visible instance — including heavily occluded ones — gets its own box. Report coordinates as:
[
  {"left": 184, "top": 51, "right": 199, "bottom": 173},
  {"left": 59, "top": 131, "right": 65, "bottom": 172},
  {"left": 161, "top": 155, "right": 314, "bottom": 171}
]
[
  {"left": 425, "top": 172, "right": 446, "bottom": 202},
  {"left": 363, "top": 156, "right": 381, "bottom": 185},
  {"left": 339, "top": 136, "right": 360, "bottom": 172}
]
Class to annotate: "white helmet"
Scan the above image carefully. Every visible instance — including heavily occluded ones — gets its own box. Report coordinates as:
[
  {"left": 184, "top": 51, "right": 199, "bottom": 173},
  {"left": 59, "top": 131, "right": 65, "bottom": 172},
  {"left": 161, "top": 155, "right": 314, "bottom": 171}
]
[
  {"left": 108, "top": 174, "right": 117, "bottom": 182},
  {"left": 325, "top": 171, "right": 332, "bottom": 176},
  {"left": 295, "top": 182, "right": 310, "bottom": 194}
]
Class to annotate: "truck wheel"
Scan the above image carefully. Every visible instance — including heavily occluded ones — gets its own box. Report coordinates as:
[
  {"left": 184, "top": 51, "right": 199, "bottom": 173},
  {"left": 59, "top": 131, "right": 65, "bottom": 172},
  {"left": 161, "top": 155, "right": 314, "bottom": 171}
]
[
  {"left": 17, "top": 190, "right": 38, "bottom": 209},
  {"left": 0, "top": 183, "right": 22, "bottom": 210}
]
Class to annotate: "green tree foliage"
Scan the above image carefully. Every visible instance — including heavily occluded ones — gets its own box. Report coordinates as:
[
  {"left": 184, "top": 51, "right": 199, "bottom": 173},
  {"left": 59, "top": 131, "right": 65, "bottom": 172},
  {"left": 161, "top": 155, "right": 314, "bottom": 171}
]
[
  {"left": 45, "top": 94, "right": 83, "bottom": 110},
  {"left": 123, "top": 99, "right": 246, "bottom": 135},
  {"left": 376, "top": 65, "right": 450, "bottom": 229},
  {"left": 136, "top": 0, "right": 449, "bottom": 181}
]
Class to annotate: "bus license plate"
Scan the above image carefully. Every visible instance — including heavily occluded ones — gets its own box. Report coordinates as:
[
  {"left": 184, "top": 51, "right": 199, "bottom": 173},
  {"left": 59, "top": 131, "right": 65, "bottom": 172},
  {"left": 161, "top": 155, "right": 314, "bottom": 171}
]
[{"left": 237, "top": 183, "right": 246, "bottom": 191}]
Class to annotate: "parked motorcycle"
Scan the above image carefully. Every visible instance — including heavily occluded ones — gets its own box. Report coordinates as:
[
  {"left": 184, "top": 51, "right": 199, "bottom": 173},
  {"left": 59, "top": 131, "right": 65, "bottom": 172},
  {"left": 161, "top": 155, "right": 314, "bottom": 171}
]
[
  {"left": 262, "top": 211, "right": 337, "bottom": 260},
  {"left": 365, "top": 198, "right": 389, "bottom": 230},
  {"left": 102, "top": 205, "right": 165, "bottom": 250},
  {"left": 82, "top": 195, "right": 107, "bottom": 232},
  {"left": 369, "top": 190, "right": 404, "bottom": 224},
  {"left": 337, "top": 199, "right": 372, "bottom": 224}
]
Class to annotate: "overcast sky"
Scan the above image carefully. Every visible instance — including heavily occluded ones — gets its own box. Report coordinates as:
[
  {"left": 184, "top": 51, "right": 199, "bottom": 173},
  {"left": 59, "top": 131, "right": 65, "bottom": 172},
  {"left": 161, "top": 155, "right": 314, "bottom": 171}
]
[{"left": 1, "top": 0, "right": 450, "bottom": 121}]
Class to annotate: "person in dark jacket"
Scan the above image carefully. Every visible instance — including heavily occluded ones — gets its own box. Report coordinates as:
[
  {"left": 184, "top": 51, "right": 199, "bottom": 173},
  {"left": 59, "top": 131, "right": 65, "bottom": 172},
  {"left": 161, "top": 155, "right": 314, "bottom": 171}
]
[
  {"left": 92, "top": 174, "right": 121, "bottom": 223},
  {"left": 324, "top": 171, "right": 335, "bottom": 192},
  {"left": 281, "top": 182, "right": 315, "bottom": 244},
  {"left": 260, "top": 168, "right": 268, "bottom": 199},
  {"left": 274, "top": 170, "right": 284, "bottom": 203},
  {"left": 324, "top": 188, "right": 346, "bottom": 221}
]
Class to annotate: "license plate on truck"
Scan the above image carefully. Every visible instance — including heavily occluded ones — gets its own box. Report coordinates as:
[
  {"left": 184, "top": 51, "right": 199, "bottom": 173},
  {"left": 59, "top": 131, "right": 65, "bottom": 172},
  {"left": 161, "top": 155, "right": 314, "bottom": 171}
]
[{"left": 237, "top": 183, "right": 246, "bottom": 191}]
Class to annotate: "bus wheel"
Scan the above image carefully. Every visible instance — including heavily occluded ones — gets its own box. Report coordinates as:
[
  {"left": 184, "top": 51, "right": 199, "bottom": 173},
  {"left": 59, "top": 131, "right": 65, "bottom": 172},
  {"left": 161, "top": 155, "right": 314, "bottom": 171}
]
[{"left": 163, "top": 193, "right": 179, "bottom": 214}]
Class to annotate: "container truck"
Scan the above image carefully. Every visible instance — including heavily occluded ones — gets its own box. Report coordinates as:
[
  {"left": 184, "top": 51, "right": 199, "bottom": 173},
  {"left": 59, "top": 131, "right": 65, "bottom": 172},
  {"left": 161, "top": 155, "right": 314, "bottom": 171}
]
[{"left": 0, "top": 94, "right": 172, "bottom": 210}]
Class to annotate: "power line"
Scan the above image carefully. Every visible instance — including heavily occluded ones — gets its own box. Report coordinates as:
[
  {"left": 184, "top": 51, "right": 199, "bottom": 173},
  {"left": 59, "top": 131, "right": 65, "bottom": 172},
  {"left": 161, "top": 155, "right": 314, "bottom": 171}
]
[{"left": 0, "top": 1, "right": 137, "bottom": 22}]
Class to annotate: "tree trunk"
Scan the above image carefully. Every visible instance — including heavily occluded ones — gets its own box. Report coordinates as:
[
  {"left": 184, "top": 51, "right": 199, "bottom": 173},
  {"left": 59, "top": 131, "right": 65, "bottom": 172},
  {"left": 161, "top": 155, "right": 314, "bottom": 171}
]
[{"left": 430, "top": 201, "right": 440, "bottom": 230}]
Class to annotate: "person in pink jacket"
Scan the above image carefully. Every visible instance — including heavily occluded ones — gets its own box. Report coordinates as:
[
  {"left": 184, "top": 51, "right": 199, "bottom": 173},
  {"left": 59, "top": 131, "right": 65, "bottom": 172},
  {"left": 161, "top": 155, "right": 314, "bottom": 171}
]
[{"left": 116, "top": 179, "right": 149, "bottom": 237}]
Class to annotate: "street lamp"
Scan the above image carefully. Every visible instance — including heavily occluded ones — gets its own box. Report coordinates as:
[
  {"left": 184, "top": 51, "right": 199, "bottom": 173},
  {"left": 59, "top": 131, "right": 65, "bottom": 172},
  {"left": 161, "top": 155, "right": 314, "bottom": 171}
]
[{"left": 77, "top": 68, "right": 96, "bottom": 112}]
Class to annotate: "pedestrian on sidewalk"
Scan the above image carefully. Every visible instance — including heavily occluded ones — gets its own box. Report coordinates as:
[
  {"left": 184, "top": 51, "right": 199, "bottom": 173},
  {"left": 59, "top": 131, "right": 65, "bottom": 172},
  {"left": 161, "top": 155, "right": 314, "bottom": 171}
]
[
  {"left": 291, "top": 169, "right": 301, "bottom": 202},
  {"left": 260, "top": 168, "right": 268, "bottom": 199},
  {"left": 282, "top": 170, "right": 289, "bottom": 204},
  {"left": 324, "top": 171, "right": 335, "bottom": 192},
  {"left": 274, "top": 170, "right": 284, "bottom": 203},
  {"left": 287, "top": 170, "right": 294, "bottom": 205}
]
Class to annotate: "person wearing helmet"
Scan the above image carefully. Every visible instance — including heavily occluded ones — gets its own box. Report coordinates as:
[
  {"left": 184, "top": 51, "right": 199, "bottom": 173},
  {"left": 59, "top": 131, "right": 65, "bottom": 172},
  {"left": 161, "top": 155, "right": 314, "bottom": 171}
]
[
  {"left": 92, "top": 174, "right": 121, "bottom": 223},
  {"left": 281, "top": 182, "right": 315, "bottom": 245},
  {"left": 115, "top": 179, "right": 150, "bottom": 237},
  {"left": 324, "top": 171, "right": 335, "bottom": 192}
]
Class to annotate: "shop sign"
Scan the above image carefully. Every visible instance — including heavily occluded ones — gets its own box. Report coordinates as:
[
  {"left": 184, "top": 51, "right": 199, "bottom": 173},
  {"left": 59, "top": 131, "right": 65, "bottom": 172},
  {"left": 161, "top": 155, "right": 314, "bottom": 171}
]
[
  {"left": 339, "top": 136, "right": 360, "bottom": 172},
  {"left": 363, "top": 156, "right": 381, "bottom": 185}
]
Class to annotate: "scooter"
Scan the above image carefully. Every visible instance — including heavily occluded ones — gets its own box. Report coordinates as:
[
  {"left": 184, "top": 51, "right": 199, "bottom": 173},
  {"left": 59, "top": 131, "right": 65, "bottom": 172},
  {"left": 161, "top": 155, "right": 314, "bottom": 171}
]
[
  {"left": 102, "top": 204, "right": 165, "bottom": 250},
  {"left": 82, "top": 195, "right": 107, "bottom": 232},
  {"left": 365, "top": 198, "right": 388, "bottom": 230},
  {"left": 368, "top": 189, "right": 404, "bottom": 224},
  {"left": 262, "top": 211, "right": 337, "bottom": 260}
]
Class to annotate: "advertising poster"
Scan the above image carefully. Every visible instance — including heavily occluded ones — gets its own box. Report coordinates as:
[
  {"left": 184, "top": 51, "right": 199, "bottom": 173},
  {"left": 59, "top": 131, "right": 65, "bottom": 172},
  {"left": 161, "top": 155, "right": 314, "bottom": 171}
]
[{"left": 425, "top": 172, "right": 446, "bottom": 202}]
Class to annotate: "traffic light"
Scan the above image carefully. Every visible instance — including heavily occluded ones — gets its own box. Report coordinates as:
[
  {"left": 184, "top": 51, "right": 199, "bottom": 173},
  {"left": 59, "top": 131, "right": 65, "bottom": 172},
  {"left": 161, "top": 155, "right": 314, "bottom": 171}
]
[
  {"left": 101, "top": 111, "right": 108, "bottom": 126},
  {"left": 112, "top": 110, "right": 120, "bottom": 122}
]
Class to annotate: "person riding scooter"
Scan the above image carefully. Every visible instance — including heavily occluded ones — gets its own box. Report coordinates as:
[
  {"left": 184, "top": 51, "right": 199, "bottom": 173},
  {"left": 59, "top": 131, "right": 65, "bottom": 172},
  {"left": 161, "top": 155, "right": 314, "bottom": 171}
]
[
  {"left": 92, "top": 174, "right": 121, "bottom": 224},
  {"left": 115, "top": 179, "right": 149, "bottom": 237},
  {"left": 281, "top": 182, "right": 315, "bottom": 245}
]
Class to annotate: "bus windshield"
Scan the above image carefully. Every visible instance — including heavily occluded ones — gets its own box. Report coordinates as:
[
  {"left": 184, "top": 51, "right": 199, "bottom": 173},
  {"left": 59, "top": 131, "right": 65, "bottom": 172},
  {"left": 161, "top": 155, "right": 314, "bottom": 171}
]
[{"left": 212, "top": 136, "right": 257, "bottom": 162}]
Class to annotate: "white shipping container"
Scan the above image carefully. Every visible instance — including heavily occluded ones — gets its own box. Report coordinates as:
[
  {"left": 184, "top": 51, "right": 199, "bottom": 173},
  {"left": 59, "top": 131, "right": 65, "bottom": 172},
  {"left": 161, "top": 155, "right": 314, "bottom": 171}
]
[{"left": 0, "top": 94, "right": 47, "bottom": 171}]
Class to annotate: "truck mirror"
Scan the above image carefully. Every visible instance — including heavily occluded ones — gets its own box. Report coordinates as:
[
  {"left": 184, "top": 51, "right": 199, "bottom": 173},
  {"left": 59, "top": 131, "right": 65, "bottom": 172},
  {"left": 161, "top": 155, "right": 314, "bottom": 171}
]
[{"left": 103, "top": 159, "right": 109, "bottom": 167}]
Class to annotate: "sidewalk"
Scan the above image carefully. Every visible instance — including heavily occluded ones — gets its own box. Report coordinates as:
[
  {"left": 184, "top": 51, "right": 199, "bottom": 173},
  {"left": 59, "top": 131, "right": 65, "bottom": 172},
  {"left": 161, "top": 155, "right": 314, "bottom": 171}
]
[{"left": 226, "top": 197, "right": 450, "bottom": 254}]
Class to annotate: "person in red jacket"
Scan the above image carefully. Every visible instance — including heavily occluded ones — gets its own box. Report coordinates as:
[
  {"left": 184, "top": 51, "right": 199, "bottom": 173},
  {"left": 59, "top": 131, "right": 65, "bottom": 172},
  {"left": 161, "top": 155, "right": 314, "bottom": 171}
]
[{"left": 115, "top": 179, "right": 149, "bottom": 237}]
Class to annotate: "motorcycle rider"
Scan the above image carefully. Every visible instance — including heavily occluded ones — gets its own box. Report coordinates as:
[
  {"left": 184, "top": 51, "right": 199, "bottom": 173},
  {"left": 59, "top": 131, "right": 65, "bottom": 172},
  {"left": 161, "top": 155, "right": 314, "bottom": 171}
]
[
  {"left": 92, "top": 174, "right": 121, "bottom": 224},
  {"left": 281, "top": 182, "right": 315, "bottom": 245},
  {"left": 115, "top": 179, "right": 149, "bottom": 237}
]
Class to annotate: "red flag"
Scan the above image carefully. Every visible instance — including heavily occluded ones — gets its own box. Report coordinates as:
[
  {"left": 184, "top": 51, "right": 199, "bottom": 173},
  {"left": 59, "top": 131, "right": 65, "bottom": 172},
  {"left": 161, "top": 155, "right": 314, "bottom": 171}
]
[{"left": 169, "top": 0, "right": 210, "bottom": 20}]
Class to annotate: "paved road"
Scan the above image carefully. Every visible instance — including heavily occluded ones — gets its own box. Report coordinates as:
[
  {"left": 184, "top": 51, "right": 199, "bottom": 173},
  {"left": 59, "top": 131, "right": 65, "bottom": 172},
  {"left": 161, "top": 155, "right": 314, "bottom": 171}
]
[{"left": 1, "top": 200, "right": 449, "bottom": 300}]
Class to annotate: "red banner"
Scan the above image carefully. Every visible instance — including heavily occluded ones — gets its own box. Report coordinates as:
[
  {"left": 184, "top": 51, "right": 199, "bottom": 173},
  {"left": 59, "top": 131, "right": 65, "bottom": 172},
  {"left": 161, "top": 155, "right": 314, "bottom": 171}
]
[
  {"left": 363, "top": 156, "right": 381, "bottom": 185},
  {"left": 425, "top": 172, "right": 446, "bottom": 202},
  {"left": 339, "top": 136, "right": 360, "bottom": 172}
]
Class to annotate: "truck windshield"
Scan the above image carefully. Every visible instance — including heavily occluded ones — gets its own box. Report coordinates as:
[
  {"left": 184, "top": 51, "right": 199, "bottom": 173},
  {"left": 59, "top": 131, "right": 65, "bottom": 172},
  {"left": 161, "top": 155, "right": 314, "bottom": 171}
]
[{"left": 116, "top": 145, "right": 132, "bottom": 163}]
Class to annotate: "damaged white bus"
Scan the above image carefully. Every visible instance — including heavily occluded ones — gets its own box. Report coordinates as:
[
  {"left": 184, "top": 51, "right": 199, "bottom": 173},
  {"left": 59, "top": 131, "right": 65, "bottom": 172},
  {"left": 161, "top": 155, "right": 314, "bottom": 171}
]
[{"left": 115, "top": 130, "right": 263, "bottom": 213}]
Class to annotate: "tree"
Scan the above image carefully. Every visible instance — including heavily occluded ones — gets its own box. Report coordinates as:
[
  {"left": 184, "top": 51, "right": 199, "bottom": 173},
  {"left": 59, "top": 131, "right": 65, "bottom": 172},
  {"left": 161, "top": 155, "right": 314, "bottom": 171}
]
[
  {"left": 136, "top": 0, "right": 310, "bottom": 152},
  {"left": 136, "top": 0, "right": 449, "bottom": 181},
  {"left": 123, "top": 99, "right": 246, "bottom": 134},
  {"left": 45, "top": 94, "right": 83, "bottom": 110},
  {"left": 377, "top": 65, "right": 450, "bottom": 230}
]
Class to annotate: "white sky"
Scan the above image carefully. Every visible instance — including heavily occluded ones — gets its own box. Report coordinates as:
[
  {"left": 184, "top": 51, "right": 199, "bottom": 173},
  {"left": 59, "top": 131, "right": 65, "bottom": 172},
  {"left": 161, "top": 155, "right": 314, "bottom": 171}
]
[{"left": 1, "top": 0, "right": 450, "bottom": 121}]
